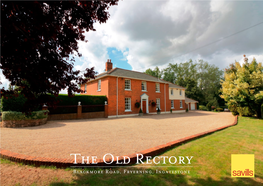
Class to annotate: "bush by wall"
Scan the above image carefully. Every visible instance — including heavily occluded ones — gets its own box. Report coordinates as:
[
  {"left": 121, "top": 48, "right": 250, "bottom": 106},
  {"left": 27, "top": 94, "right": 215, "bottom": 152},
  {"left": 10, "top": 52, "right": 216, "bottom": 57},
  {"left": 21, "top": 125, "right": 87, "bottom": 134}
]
[
  {"left": 2, "top": 110, "right": 49, "bottom": 121},
  {"left": 199, "top": 105, "right": 207, "bottom": 111},
  {"left": 50, "top": 94, "right": 107, "bottom": 106},
  {"left": 216, "top": 108, "right": 223, "bottom": 112}
]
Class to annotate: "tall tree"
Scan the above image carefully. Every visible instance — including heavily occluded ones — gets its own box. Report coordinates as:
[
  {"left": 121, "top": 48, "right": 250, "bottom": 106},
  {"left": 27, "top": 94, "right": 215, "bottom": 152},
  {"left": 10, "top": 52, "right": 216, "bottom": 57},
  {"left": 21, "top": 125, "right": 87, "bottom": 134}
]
[
  {"left": 221, "top": 58, "right": 263, "bottom": 118},
  {"left": 145, "top": 67, "right": 162, "bottom": 79},
  {"left": 1, "top": 1, "right": 118, "bottom": 111}
]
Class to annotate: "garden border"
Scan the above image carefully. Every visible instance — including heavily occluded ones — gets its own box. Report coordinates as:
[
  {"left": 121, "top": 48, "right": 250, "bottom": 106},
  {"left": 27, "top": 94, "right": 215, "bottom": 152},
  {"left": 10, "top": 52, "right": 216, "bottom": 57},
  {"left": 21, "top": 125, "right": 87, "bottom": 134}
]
[{"left": 0, "top": 116, "right": 238, "bottom": 168}]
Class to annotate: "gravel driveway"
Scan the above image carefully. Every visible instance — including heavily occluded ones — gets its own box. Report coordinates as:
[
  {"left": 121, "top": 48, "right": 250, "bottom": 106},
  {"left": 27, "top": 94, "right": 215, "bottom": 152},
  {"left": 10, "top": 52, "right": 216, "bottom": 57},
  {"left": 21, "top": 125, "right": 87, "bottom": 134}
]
[{"left": 0, "top": 111, "right": 235, "bottom": 160}]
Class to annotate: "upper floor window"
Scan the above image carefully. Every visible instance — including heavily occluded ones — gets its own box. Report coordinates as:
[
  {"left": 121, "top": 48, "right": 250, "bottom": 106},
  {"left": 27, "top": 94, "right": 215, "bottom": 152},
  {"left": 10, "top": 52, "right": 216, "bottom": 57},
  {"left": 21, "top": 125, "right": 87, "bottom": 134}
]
[
  {"left": 180, "top": 100, "right": 183, "bottom": 108},
  {"left": 180, "top": 89, "right": 182, "bottom": 96},
  {"left": 171, "top": 100, "right": 174, "bottom": 109},
  {"left": 156, "top": 83, "right": 160, "bottom": 92},
  {"left": 98, "top": 80, "right": 101, "bottom": 91},
  {"left": 125, "top": 79, "right": 131, "bottom": 90},
  {"left": 84, "top": 84, "right": 87, "bottom": 93},
  {"left": 171, "top": 89, "right": 173, "bottom": 95},
  {"left": 141, "top": 81, "right": 147, "bottom": 91}
]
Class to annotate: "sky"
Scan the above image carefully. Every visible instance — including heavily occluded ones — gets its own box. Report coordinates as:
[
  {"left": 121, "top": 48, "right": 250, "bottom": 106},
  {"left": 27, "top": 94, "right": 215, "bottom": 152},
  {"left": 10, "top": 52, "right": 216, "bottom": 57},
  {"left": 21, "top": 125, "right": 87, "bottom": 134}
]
[{"left": 1, "top": 0, "right": 263, "bottom": 92}]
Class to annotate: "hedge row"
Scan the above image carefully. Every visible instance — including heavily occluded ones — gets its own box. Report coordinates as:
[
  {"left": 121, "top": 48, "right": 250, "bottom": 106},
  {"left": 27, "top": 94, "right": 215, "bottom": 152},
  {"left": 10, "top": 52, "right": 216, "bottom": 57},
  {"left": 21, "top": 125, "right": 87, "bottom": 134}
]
[
  {"left": 51, "top": 94, "right": 107, "bottom": 106},
  {"left": 1, "top": 94, "right": 30, "bottom": 112},
  {"left": 1, "top": 94, "right": 107, "bottom": 112},
  {"left": 2, "top": 110, "right": 49, "bottom": 121}
]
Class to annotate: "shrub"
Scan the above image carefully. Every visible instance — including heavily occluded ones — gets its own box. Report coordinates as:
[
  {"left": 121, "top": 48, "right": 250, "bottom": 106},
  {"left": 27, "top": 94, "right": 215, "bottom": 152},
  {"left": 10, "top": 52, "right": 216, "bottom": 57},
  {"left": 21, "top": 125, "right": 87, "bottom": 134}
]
[
  {"left": 216, "top": 108, "right": 223, "bottom": 112},
  {"left": 157, "top": 107, "right": 160, "bottom": 112},
  {"left": 213, "top": 109, "right": 217, "bottom": 112},
  {"left": 139, "top": 108, "right": 143, "bottom": 113},
  {"left": 228, "top": 104, "right": 238, "bottom": 116},
  {"left": 237, "top": 107, "right": 254, "bottom": 117},
  {"left": 186, "top": 108, "right": 188, "bottom": 112},
  {"left": 1, "top": 94, "right": 40, "bottom": 112},
  {"left": 135, "top": 101, "right": 140, "bottom": 108},
  {"left": 199, "top": 105, "right": 207, "bottom": 111},
  {"left": 206, "top": 99, "right": 219, "bottom": 111},
  {"left": 2, "top": 110, "right": 49, "bottom": 121}
]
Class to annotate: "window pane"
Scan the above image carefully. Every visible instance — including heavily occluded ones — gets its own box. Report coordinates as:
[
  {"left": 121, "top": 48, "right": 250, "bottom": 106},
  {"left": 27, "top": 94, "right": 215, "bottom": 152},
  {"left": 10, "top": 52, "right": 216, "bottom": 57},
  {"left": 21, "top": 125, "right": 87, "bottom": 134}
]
[
  {"left": 156, "top": 98, "right": 160, "bottom": 109},
  {"left": 125, "top": 80, "right": 130, "bottom": 90},
  {"left": 156, "top": 83, "right": 160, "bottom": 92},
  {"left": 98, "top": 80, "right": 101, "bottom": 90},
  {"left": 141, "top": 82, "right": 146, "bottom": 91},
  {"left": 125, "top": 98, "right": 131, "bottom": 110}
]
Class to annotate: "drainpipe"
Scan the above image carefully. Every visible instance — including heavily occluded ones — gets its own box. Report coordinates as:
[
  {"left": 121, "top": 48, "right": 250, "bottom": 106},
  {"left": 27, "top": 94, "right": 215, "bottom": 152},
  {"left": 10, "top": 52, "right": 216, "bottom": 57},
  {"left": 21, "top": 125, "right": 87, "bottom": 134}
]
[
  {"left": 116, "top": 76, "right": 118, "bottom": 117},
  {"left": 164, "top": 83, "right": 166, "bottom": 113}
]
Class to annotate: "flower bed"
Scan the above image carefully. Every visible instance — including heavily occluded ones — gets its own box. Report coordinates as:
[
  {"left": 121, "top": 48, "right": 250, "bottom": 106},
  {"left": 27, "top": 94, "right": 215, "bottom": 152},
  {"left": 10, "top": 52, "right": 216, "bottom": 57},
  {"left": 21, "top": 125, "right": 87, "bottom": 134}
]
[{"left": 1, "top": 110, "right": 49, "bottom": 128}]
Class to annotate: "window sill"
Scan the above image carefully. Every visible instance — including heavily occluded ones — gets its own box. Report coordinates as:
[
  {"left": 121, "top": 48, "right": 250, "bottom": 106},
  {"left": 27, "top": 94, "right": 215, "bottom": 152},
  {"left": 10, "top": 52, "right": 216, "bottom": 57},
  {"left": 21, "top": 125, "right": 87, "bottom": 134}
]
[
  {"left": 125, "top": 89, "right": 132, "bottom": 91},
  {"left": 180, "top": 107, "right": 183, "bottom": 109},
  {"left": 142, "top": 90, "right": 147, "bottom": 92},
  {"left": 156, "top": 91, "right": 161, "bottom": 93},
  {"left": 97, "top": 90, "right": 101, "bottom": 92},
  {"left": 125, "top": 110, "right": 132, "bottom": 112},
  {"left": 171, "top": 107, "right": 174, "bottom": 109}
]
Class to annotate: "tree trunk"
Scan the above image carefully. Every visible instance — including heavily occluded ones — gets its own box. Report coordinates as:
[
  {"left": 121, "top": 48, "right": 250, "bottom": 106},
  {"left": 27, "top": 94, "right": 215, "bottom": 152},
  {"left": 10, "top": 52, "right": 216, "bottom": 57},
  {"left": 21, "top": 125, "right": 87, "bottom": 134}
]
[{"left": 256, "top": 107, "right": 262, "bottom": 119}]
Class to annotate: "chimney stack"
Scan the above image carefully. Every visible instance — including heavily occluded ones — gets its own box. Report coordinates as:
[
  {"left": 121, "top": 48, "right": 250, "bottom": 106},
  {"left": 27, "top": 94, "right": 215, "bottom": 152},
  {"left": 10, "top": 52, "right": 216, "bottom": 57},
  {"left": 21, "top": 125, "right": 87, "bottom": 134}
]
[{"left": 105, "top": 59, "right": 112, "bottom": 71}]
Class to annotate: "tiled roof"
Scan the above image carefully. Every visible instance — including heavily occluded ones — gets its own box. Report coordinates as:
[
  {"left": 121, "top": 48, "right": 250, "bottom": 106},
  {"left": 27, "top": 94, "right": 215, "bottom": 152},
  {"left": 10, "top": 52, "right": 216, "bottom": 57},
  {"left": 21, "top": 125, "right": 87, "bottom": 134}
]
[
  {"left": 185, "top": 97, "right": 198, "bottom": 103},
  {"left": 95, "top": 68, "right": 185, "bottom": 89}
]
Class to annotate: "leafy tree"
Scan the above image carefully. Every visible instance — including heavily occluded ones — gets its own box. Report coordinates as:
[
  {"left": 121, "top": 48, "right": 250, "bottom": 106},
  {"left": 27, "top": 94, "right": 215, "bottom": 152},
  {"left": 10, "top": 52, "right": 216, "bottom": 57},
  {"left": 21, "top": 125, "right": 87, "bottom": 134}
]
[
  {"left": 148, "top": 59, "right": 224, "bottom": 106},
  {"left": 145, "top": 67, "right": 162, "bottom": 79},
  {"left": 221, "top": 58, "right": 263, "bottom": 118},
  {"left": 1, "top": 1, "right": 118, "bottom": 112}
]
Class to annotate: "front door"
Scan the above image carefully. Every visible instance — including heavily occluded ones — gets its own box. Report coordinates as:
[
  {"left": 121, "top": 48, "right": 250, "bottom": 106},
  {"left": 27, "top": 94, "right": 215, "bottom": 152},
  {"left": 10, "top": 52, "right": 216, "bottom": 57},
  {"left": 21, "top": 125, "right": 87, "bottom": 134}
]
[{"left": 142, "top": 100, "right": 147, "bottom": 113}]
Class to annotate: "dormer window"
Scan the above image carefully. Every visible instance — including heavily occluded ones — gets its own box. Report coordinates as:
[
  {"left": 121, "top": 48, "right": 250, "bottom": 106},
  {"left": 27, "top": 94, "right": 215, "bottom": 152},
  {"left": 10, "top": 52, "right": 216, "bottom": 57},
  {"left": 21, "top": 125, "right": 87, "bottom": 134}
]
[
  {"left": 171, "top": 89, "right": 173, "bottom": 95},
  {"left": 180, "top": 89, "right": 182, "bottom": 96}
]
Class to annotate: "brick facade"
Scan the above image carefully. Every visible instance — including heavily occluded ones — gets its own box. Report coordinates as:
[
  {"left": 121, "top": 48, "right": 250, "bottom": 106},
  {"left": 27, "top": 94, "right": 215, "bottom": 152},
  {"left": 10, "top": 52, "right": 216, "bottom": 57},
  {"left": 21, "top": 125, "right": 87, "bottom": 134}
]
[{"left": 81, "top": 61, "right": 187, "bottom": 117}]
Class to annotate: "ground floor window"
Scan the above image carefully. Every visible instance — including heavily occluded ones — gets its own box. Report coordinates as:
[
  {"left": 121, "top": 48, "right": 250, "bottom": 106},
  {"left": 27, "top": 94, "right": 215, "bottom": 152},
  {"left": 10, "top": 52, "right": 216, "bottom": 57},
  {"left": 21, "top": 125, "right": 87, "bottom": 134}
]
[
  {"left": 125, "top": 98, "right": 131, "bottom": 111},
  {"left": 180, "top": 100, "right": 183, "bottom": 108},
  {"left": 156, "top": 98, "right": 160, "bottom": 110},
  {"left": 171, "top": 100, "right": 174, "bottom": 109}
]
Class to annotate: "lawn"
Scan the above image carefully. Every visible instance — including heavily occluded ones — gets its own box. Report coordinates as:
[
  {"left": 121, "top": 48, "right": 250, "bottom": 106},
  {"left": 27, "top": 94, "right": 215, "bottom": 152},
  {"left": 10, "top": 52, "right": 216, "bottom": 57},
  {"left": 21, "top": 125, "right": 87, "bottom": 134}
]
[{"left": 1, "top": 117, "right": 263, "bottom": 186}]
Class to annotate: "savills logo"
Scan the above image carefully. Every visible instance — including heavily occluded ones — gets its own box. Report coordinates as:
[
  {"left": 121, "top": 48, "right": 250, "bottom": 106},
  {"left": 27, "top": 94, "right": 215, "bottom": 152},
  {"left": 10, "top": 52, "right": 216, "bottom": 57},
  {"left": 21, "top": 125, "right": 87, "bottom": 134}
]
[{"left": 231, "top": 154, "right": 254, "bottom": 177}]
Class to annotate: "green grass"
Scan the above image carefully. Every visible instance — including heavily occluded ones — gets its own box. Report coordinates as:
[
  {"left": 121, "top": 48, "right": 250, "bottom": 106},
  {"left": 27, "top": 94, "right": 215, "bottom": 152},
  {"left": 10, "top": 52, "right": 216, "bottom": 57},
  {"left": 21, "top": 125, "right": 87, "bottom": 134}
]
[{"left": 2, "top": 117, "right": 263, "bottom": 185}]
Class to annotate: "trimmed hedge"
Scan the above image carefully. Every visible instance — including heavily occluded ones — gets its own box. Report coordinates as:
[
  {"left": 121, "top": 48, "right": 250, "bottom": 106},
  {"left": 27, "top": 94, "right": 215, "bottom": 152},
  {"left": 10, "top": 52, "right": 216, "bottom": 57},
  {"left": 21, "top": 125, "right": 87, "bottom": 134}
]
[
  {"left": 51, "top": 94, "right": 107, "bottom": 106},
  {"left": 1, "top": 94, "right": 26, "bottom": 112},
  {"left": 2, "top": 110, "right": 49, "bottom": 121},
  {"left": 1, "top": 94, "right": 42, "bottom": 112}
]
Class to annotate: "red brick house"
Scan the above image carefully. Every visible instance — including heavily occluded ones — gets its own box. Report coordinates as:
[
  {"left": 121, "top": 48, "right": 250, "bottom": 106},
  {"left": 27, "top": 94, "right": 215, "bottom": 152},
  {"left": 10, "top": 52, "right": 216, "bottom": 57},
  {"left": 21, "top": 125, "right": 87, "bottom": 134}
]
[{"left": 81, "top": 59, "right": 192, "bottom": 118}]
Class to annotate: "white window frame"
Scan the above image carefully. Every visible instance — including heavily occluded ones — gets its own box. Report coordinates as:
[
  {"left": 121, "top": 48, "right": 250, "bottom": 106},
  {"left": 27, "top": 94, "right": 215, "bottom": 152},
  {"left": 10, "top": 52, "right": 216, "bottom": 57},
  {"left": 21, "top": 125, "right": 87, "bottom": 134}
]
[
  {"left": 156, "top": 83, "right": 160, "bottom": 92},
  {"left": 180, "top": 89, "right": 182, "bottom": 96},
  {"left": 171, "top": 89, "right": 173, "bottom": 95},
  {"left": 98, "top": 80, "right": 101, "bottom": 91},
  {"left": 156, "top": 98, "right": 160, "bottom": 110},
  {"left": 84, "top": 84, "right": 87, "bottom": 93},
  {"left": 141, "top": 81, "right": 147, "bottom": 91},
  {"left": 125, "top": 97, "right": 131, "bottom": 112},
  {"left": 171, "top": 100, "right": 174, "bottom": 109},
  {"left": 125, "top": 79, "right": 131, "bottom": 90},
  {"left": 180, "top": 100, "right": 183, "bottom": 108}
]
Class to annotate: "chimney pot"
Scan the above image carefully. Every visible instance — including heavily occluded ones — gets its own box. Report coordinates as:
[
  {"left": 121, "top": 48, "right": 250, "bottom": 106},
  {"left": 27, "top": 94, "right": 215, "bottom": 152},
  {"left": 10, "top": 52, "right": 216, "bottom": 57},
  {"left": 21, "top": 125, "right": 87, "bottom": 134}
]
[{"left": 105, "top": 59, "right": 113, "bottom": 71}]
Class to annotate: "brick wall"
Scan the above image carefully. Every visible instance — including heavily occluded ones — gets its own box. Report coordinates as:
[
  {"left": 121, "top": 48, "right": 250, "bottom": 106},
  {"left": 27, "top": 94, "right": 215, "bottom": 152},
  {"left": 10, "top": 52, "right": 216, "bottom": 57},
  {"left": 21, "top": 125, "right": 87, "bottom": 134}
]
[
  {"left": 108, "top": 78, "right": 171, "bottom": 116},
  {"left": 81, "top": 77, "right": 108, "bottom": 96}
]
